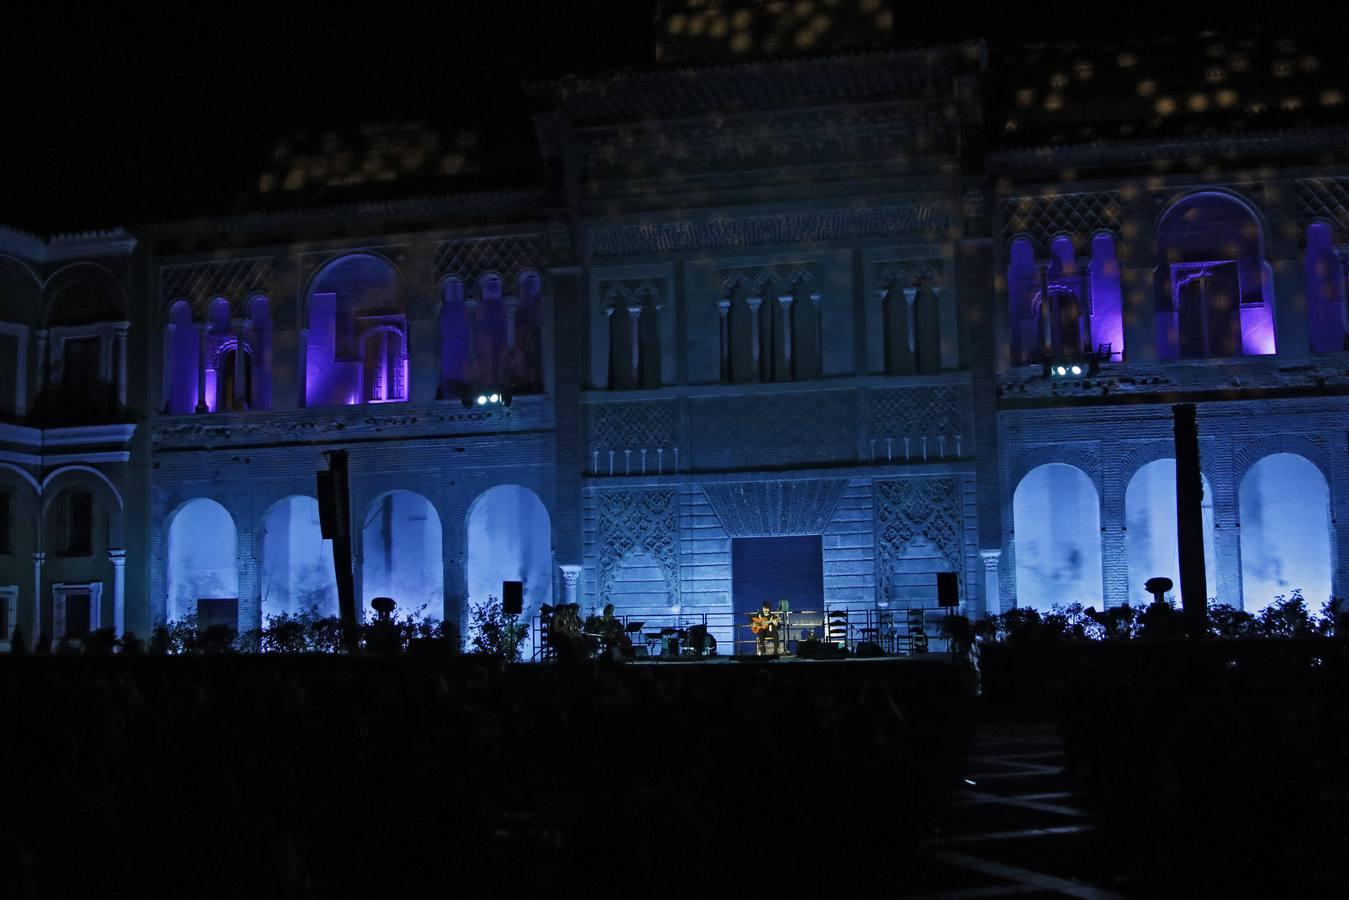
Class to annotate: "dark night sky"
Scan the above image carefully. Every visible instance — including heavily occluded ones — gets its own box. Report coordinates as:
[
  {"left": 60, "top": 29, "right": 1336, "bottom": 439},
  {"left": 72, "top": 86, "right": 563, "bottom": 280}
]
[{"left": 1, "top": 4, "right": 1333, "bottom": 236}]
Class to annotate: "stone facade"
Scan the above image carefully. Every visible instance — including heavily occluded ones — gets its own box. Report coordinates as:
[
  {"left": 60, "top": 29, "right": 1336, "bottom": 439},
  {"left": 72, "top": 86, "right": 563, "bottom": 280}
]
[{"left": 2, "top": 43, "right": 1348, "bottom": 652}]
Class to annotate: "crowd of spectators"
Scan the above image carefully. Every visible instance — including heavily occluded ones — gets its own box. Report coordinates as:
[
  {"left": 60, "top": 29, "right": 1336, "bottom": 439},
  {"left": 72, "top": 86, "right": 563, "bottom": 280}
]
[{"left": 0, "top": 654, "right": 974, "bottom": 897}]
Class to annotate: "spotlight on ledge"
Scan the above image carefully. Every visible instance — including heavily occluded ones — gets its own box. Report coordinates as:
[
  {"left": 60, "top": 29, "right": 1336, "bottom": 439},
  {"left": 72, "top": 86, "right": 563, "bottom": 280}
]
[{"left": 457, "top": 384, "right": 513, "bottom": 409}]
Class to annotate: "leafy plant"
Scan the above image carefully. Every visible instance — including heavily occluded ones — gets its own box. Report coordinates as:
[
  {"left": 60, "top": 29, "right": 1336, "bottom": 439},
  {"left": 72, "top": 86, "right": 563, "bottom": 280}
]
[{"left": 468, "top": 594, "right": 527, "bottom": 661}]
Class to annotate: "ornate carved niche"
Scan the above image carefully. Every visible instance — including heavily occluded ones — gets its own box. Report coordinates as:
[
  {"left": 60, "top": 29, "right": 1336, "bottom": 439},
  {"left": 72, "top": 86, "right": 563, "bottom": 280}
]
[
  {"left": 874, "top": 477, "right": 965, "bottom": 600},
  {"left": 596, "top": 488, "right": 680, "bottom": 598}
]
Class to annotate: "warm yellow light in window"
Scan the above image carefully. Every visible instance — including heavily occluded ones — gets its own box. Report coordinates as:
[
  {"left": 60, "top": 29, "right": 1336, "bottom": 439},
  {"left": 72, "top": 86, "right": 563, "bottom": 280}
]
[
  {"left": 1155, "top": 96, "right": 1177, "bottom": 115},
  {"left": 667, "top": 13, "right": 686, "bottom": 34},
  {"left": 1188, "top": 94, "right": 1209, "bottom": 112},
  {"left": 1050, "top": 72, "right": 1068, "bottom": 89},
  {"left": 1044, "top": 93, "right": 1063, "bottom": 112},
  {"left": 1320, "top": 89, "right": 1344, "bottom": 107},
  {"left": 1137, "top": 79, "right": 1157, "bottom": 97},
  {"left": 1118, "top": 52, "right": 1137, "bottom": 68},
  {"left": 1074, "top": 61, "right": 1093, "bottom": 81},
  {"left": 1016, "top": 88, "right": 1035, "bottom": 107},
  {"left": 1205, "top": 66, "right": 1225, "bottom": 84},
  {"left": 1215, "top": 89, "right": 1238, "bottom": 108},
  {"left": 1280, "top": 96, "right": 1303, "bottom": 111}
]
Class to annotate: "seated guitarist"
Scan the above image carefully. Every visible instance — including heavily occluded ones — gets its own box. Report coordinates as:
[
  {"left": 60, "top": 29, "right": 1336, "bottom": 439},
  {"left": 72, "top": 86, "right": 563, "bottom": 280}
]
[{"left": 752, "top": 601, "right": 782, "bottom": 656}]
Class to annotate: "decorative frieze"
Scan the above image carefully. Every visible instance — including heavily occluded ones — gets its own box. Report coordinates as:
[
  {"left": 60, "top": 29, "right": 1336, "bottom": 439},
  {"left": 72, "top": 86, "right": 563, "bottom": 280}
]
[
  {"left": 159, "top": 256, "right": 278, "bottom": 316},
  {"left": 433, "top": 234, "right": 548, "bottom": 286},
  {"left": 1000, "top": 192, "right": 1122, "bottom": 248},
  {"left": 591, "top": 206, "right": 949, "bottom": 258}
]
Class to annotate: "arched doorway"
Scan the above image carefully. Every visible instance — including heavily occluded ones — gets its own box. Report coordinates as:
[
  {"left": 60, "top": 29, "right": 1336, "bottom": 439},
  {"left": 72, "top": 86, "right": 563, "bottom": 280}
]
[
  {"left": 1239, "top": 454, "right": 1333, "bottom": 612},
  {"left": 259, "top": 496, "right": 339, "bottom": 621},
  {"left": 1124, "top": 460, "right": 1217, "bottom": 606},
  {"left": 361, "top": 490, "right": 443, "bottom": 618},
  {"left": 167, "top": 498, "right": 238, "bottom": 625},
  {"left": 1012, "top": 463, "right": 1103, "bottom": 610},
  {"left": 466, "top": 485, "right": 552, "bottom": 657}
]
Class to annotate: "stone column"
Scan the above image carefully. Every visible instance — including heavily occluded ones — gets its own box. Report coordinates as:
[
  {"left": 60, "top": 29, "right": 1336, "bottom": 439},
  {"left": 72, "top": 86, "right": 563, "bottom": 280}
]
[
  {"left": 108, "top": 548, "right": 127, "bottom": 636},
  {"left": 236, "top": 320, "right": 250, "bottom": 409},
  {"left": 113, "top": 322, "right": 129, "bottom": 407},
  {"left": 464, "top": 298, "right": 480, "bottom": 384},
  {"left": 236, "top": 549, "right": 259, "bottom": 634},
  {"left": 504, "top": 295, "right": 519, "bottom": 350},
  {"left": 810, "top": 292, "right": 823, "bottom": 378},
  {"left": 717, "top": 299, "right": 731, "bottom": 383},
  {"left": 195, "top": 323, "right": 210, "bottom": 413},
  {"left": 32, "top": 552, "right": 44, "bottom": 650},
  {"left": 560, "top": 564, "right": 581, "bottom": 607},
  {"left": 778, "top": 293, "right": 795, "bottom": 380},
  {"left": 34, "top": 329, "right": 48, "bottom": 395},
  {"left": 902, "top": 286, "right": 919, "bottom": 356},
  {"left": 296, "top": 328, "right": 309, "bottom": 407},
  {"left": 980, "top": 549, "right": 1002, "bottom": 618},
  {"left": 746, "top": 296, "right": 763, "bottom": 382},
  {"left": 627, "top": 305, "right": 643, "bottom": 387}
]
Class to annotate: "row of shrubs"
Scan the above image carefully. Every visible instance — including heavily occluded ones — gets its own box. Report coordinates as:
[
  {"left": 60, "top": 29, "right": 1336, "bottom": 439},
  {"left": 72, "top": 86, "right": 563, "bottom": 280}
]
[
  {"left": 8, "top": 604, "right": 479, "bottom": 657},
  {"left": 941, "top": 590, "right": 1346, "bottom": 647}
]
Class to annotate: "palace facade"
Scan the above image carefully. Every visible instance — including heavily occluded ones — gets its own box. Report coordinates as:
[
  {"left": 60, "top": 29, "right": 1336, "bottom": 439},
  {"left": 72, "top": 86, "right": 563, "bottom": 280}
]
[{"left": 2, "top": 34, "right": 1346, "bottom": 653}]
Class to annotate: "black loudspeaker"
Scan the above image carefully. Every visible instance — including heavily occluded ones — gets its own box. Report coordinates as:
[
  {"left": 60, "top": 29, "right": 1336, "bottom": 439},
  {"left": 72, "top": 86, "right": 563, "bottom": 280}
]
[
  {"left": 502, "top": 581, "right": 524, "bottom": 615},
  {"left": 937, "top": 572, "right": 959, "bottom": 608},
  {"left": 855, "top": 641, "right": 884, "bottom": 658}
]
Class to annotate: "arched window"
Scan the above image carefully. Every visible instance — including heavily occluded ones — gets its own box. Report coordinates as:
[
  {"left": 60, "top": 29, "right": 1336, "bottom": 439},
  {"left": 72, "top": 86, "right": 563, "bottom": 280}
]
[
  {"left": 1155, "top": 192, "right": 1275, "bottom": 359},
  {"left": 605, "top": 282, "right": 662, "bottom": 390},
  {"left": 1088, "top": 233, "right": 1124, "bottom": 361},
  {"left": 439, "top": 279, "right": 469, "bottom": 396},
  {"left": 304, "top": 254, "right": 406, "bottom": 407},
  {"left": 1304, "top": 223, "right": 1347, "bottom": 353},
  {"left": 1239, "top": 453, "right": 1333, "bottom": 612},
  {"left": 1124, "top": 460, "right": 1216, "bottom": 606},
  {"left": 165, "top": 300, "right": 198, "bottom": 414},
  {"left": 512, "top": 271, "right": 545, "bottom": 393},
  {"left": 1012, "top": 463, "right": 1103, "bottom": 610},
  {"left": 248, "top": 295, "right": 273, "bottom": 410},
  {"left": 1008, "top": 235, "right": 1123, "bottom": 366}
]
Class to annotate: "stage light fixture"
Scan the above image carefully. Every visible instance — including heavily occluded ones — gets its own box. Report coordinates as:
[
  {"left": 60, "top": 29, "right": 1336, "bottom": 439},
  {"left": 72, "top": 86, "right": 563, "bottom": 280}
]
[
  {"left": 476, "top": 395, "right": 488, "bottom": 406},
  {"left": 489, "top": 393, "right": 500, "bottom": 403}
]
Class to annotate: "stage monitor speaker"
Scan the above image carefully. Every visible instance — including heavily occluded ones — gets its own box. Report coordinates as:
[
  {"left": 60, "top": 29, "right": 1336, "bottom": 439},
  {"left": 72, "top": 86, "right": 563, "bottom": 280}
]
[
  {"left": 855, "top": 641, "right": 884, "bottom": 658},
  {"left": 937, "top": 572, "right": 959, "bottom": 608},
  {"left": 502, "top": 581, "right": 524, "bottom": 615}
]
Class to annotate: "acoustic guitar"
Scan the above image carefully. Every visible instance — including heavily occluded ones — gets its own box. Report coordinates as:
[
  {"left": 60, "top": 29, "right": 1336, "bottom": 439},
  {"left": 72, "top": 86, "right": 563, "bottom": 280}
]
[{"left": 749, "top": 613, "right": 780, "bottom": 635}]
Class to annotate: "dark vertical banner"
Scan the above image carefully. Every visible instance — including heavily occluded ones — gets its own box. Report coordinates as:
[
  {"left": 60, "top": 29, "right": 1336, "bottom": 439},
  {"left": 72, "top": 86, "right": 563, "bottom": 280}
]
[
  {"left": 1173, "top": 403, "right": 1208, "bottom": 637},
  {"left": 319, "top": 450, "right": 359, "bottom": 652}
]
